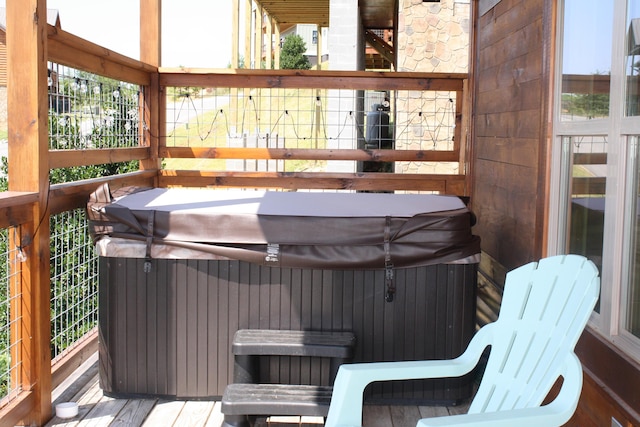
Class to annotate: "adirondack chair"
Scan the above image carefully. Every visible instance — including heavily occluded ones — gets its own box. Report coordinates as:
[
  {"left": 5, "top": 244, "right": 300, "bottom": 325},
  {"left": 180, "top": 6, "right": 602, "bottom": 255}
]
[{"left": 325, "top": 254, "right": 600, "bottom": 427}]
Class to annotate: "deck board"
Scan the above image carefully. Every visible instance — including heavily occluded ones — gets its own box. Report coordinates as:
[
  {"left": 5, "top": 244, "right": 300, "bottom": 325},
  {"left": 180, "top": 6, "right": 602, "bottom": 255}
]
[{"left": 45, "top": 355, "right": 471, "bottom": 427}]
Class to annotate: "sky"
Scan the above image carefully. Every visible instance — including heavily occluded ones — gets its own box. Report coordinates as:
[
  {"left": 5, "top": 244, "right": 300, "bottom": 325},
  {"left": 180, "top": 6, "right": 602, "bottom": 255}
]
[
  {"left": 562, "top": 0, "right": 640, "bottom": 75},
  {"left": 3, "top": 0, "right": 233, "bottom": 68}
]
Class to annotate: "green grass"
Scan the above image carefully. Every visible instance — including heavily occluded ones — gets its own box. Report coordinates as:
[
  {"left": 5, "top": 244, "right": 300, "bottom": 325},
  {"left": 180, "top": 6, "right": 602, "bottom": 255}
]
[{"left": 164, "top": 88, "right": 329, "bottom": 172}]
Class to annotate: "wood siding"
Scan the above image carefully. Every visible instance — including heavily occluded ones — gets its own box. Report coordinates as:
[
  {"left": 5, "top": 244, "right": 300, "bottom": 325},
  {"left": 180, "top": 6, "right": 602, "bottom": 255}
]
[
  {"left": 470, "top": 0, "right": 551, "bottom": 271},
  {"left": 470, "top": 1, "right": 640, "bottom": 425}
]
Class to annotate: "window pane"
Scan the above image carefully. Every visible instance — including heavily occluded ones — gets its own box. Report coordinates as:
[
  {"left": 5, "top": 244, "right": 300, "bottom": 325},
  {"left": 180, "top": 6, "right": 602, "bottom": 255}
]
[
  {"left": 627, "top": 137, "right": 640, "bottom": 338},
  {"left": 626, "top": 0, "right": 640, "bottom": 115},
  {"left": 561, "top": 0, "right": 613, "bottom": 121},
  {"left": 567, "top": 136, "right": 606, "bottom": 314}
]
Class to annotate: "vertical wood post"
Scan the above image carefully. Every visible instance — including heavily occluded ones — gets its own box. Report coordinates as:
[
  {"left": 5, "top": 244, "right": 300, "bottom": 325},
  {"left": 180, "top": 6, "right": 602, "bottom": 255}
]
[
  {"left": 265, "top": 14, "right": 273, "bottom": 69},
  {"left": 140, "top": 0, "right": 162, "bottom": 180},
  {"left": 244, "top": 0, "right": 252, "bottom": 68},
  {"left": 316, "top": 25, "right": 322, "bottom": 70},
  {"left": 231, "top": 0, "right": 239, "bottom": 67},
  {"left": 6, "top": 0, "right": 52, "bottom": 424},
  {"left": 274, "top": 22, "right": 281, "bottom": 69},
  {"left": 254, "top": 4, "right": 263, "bottom": 68}
]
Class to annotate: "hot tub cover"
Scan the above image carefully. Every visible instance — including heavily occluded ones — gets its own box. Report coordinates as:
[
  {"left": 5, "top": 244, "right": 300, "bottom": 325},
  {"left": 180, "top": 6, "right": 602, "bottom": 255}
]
[{"left": 87, "top": 184, "right": 480, "bottom": 269}]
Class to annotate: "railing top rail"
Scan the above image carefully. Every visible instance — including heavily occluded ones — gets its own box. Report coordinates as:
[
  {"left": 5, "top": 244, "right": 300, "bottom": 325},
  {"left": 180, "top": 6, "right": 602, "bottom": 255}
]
[
  {"left": 47, "top": 24, "right": 154, "bottom": 86},
  {"left": 159, "top": 68, "right": 468, "bottom": 91},
  {"left": 0, "top": 191, "right": 38, "bottom": 209}
]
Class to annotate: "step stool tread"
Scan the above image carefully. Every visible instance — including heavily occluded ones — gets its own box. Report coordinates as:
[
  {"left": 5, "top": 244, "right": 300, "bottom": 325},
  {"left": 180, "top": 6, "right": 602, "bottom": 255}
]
[
  {"left": 232, "top": 329, "right": 356, "bottom": 358},
  {"left": 222, "top": 383, "right": 333, "bottom": 417}
]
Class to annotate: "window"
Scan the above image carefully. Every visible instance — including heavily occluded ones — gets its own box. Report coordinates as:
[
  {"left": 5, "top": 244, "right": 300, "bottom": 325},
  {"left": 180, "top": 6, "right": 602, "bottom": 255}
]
[
  {"left": 553, "top": 0, "right": 640, "bottom": 360},
  {"left": 560, "top": 0, "right": 612, "bottom": 121},
  {"left": 626, "top": 3, "right": 640, "bottom": 115},
  {"left": 626, "top": 137, "right": 640, "bottom": 339}
]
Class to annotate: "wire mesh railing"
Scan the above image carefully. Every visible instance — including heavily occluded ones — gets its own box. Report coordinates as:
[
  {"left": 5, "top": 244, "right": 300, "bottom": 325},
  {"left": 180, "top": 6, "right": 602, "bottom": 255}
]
[
  {"left": 163, "top": 86, "right": 460, "bottom": 175},
  {"left": 48, "top": 62, "right": 142, "bottom": 151},
  {"left": 0, "top": 228, "right": 24, "bottom": 404},
  {"left": 49, "top": 210, "right": 99, "bottom": 363}
]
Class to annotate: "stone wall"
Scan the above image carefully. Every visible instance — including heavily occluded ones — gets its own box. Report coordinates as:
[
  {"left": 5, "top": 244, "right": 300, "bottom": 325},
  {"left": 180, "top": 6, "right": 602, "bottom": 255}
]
[
  {"left": 396, "top": 0, "right": 470, "bottom": 175},
  {"left": 397, "top": 0, "right": 470, "bottom": 73}
]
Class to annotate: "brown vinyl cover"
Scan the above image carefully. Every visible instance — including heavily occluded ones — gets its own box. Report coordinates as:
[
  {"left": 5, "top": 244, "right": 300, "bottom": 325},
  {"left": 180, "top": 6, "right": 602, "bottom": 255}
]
[{"left": 87, "top": 184, "right": 480, "bottom": 269}]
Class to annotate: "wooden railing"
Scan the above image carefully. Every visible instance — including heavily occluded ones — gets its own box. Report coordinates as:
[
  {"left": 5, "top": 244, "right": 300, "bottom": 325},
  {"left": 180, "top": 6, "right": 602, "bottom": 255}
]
[
  {"left": 0, "top": 21, "right": 470, "bottom": 426},
  {"left": 157, "top": 68, "right": 470, "bottom": 194}
]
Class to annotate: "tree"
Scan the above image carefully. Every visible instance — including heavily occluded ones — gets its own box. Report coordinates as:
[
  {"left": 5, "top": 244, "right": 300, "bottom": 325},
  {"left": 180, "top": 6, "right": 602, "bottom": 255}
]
[{"left": 279, "top": 34, "right": 311, "bottom": 70}]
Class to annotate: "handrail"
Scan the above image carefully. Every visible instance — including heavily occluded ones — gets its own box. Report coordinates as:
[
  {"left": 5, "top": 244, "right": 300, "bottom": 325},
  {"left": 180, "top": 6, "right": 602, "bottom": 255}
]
[
  {"left": 159, "top": 68, "right": 467, "bottom": 91},
  {"left": 158, "top": 69, "right": 469, "bottom": 194},
  {"left": 47, "top": 25, "right": 155, "bottom": 86}
]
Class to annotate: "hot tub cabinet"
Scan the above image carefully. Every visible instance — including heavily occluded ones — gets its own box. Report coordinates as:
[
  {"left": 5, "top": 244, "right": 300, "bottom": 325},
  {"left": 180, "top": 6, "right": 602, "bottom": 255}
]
[{"left": 89, "top": 185, "right": 480, "bottom": 404}]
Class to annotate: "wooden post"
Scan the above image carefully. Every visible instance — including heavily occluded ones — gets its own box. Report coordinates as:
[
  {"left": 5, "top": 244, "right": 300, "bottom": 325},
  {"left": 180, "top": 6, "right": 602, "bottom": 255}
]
[
  {"left": 265, "top": 14, "right": 273, "bottom": 69},
  {"left": 274, "top": 22, "right": 281, "bottom": 69},
  {"left": 244, "top": 0, "right": 252, "bottom": 68},
  {"left": 316, "top": 25, "right": 322, "bottom": 70},
  {"left": 6, "top": 0, "right": 52, "bottom": 424},
  {"left": 231, "top": 0, "right": 239, "bottom": 67},
  {"left": 254, "top": 4, "right": 263, "bottom": 69},
  {"left": 140, "top": 0, "right": 162, "bottom": 179}
]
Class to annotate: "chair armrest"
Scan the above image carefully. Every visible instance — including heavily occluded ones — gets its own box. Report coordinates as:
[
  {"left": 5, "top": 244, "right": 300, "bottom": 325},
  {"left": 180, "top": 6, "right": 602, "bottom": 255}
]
[{"left": 325, "top": 326, "right": 494, "bottom": 427}]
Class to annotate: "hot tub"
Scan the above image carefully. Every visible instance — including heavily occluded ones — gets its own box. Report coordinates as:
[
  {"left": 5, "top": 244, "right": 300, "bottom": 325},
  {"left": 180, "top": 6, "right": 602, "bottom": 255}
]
[{"left": 88, "top": 185, "right": 480, "bottom": 404}]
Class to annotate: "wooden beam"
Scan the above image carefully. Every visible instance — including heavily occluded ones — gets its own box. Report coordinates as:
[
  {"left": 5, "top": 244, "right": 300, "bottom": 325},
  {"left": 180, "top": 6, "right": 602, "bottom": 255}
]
[
  {"left": 6, "top": 0, "right": 51, "bottom": 423},
  {"left": 48, "top": 171, "right": 157, "bottom": 214},
  {"left": 49, "top": 147, "right": 151, "bottom": 169},
  {"left": 50, "top": 329, "right": 98, "bottom": 391},
  {"left": 159, "top": 147, "right": 460, "bottom": 162},
  {"left": 140, "top": 0, "right": 161, "bottom": 67},
  {"left": 254, "top": 3, "right": 263, "bottom": 69},
  {"left": 231, "top": 0, "right": 239, "bottom": 67},
  {"left": 265, "top": 14, "right": 273, "bottom": 70},
  {"left": 47, "top": 26, "right": 152, "bottom": 86},
  {"left": 274, "top": 22, "right": 281, "bottom": 69},
  {"left": 244, "top": 0, "right": 252, "bottom": 68},
  {"left": 158, "top": 69, "right": 468, "bottom": 91},
  {"left": 140, "top": 0, "right": 162, "bottom": 178},
  {"left": 0, "top": 192, "right": 37, "bottom": 229},
  {"left": 158, "top": 170, "right": 466, "bottom": 194}
]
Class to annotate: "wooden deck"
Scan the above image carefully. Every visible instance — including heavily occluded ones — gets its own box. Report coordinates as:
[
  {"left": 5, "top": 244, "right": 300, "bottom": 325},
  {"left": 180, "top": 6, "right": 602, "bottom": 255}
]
[{"left": 45, "top": 354, "right": 471, "bottom": 427}]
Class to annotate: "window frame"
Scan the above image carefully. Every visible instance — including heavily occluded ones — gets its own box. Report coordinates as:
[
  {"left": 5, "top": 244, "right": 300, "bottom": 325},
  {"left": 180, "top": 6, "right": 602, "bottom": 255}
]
[{"left": 551, "top": 0, "right": 640, "bottom": 362}]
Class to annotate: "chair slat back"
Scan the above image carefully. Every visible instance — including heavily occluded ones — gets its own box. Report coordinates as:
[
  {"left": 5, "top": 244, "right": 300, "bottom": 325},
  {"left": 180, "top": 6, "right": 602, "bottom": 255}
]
[{"left": 468, "top": 255, "right": 599, "bottom": 414}]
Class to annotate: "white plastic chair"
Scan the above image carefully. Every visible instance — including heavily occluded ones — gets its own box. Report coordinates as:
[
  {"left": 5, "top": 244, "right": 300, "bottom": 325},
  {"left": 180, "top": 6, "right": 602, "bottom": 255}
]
[{"left": 325, "top": 254, "right": 600, "bottom": 427}]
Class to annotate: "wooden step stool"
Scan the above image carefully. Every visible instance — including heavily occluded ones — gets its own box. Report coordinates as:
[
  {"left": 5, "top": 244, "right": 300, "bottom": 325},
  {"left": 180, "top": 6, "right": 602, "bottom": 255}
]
[{"left": 221, "top": 329, "right": 356, "bottom": 427}]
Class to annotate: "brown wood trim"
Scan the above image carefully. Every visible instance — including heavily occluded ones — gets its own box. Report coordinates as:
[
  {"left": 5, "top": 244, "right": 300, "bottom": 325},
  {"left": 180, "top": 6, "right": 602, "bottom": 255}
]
[
  {"left": 51, "top": 329, "right": 98, "bottom": 391},
  {"left": 0, "top": 199, "right": 36, "bottom": 229},
  {"left": 538, "top": 0, "right": 557, "bottom": 260},
  {"left": 575, "top": 328, "right": 640, "bottom": 424},
  {"left": 561, "top": 74, "right": 611, "bottom": 95},
  {"left": 159, "top": 147, "right": 460, "bottom": 162},
  {"left": 158, "top": 170, "right": 466, "bottom": 193},
  {"left": 158, "top": 68, "right": 467, "bottom": 91},
  {"left": 139, "top": 0, "right": 161, "bottom": 68},
  {"left": 568, "top": 366, "right": 640, "bottom": 426},
  {"left": 0, "top": 192, "right": 38, "bottom": 210},
  {"left": 571, "top": 177, "right": 606, "bottom": 195},
  {"left": 49, "top": 147, "right": 151, "bottom": 169},
  {"left": 47, "top": 25, "right": 153, "bottom": 86},
  {"left": 573, "top": 153, "right": 607, "bottom": 165},
  {"left": 7, "top": 1, "right": 52, "bottom": 423},
  {"left": 48, "top": 170, "right": 157, "bottom": 214},
  {"left": 0, "top": 391, "right": 35, "bottom": 427}
]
